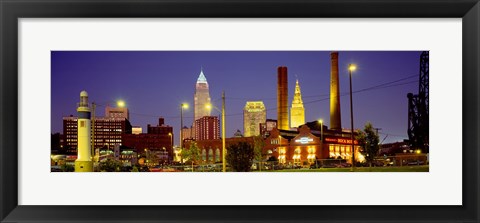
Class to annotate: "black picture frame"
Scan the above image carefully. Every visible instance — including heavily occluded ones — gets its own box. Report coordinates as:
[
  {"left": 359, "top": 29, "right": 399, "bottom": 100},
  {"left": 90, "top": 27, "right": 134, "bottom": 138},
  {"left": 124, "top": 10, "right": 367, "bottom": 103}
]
[{"left": 1, "top": 0, "right": 479, "bottom": 222}]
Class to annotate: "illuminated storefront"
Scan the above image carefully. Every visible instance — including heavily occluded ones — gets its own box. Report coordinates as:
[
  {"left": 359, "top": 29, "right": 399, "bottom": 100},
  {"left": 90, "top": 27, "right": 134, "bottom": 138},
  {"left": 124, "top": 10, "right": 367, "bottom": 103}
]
[{"left": 264, "top": 125, "right": 363, "bottom": 165}]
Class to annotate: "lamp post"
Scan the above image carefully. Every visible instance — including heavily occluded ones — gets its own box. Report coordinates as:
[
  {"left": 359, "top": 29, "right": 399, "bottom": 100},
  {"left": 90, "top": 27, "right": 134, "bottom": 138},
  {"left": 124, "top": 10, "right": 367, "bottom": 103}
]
[
  {"left": 205, "top": 91, "right": 226, "bottom": 172},
  {"left": 348, "top": 64, "right": 357, "bottom": 172},
  {"left": 317, "top": 119, "right": 323, "bottom": 169},
  {"left": 180, "top": 103, "right": 188, "bottom": 164},
  {"left": 318, "top": 119, "right": 323, "bottom": 142},
  {"left": 222, "top": 91, "right": 226, "bottom": 172},
  {"left": 168, "top": 132, "right": 173, "bottom": 164}
]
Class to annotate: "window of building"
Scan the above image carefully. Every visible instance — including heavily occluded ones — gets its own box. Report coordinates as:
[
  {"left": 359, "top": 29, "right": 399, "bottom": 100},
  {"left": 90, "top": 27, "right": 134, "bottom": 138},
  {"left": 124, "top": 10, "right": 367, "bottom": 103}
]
[
  {"left": 329, "top": 145, "right": 335, "bottom": 158},
  {"left": 215, "top": 148, "right": 220, "bottom": 162},
  {"left": 202, "top": 149, "right": 207, "bottom": 162},
  {"left": 293, "top": 148, "right": 301, "bottom": 165},
  {"left": 208, "top": 149, "right": 213, "bottom": 162},
  {"left": 307, "top": 146, "right": 316, "bottom": 163},
  {"left": 278, "top": 148, "right": 286, "bottom": 164}
]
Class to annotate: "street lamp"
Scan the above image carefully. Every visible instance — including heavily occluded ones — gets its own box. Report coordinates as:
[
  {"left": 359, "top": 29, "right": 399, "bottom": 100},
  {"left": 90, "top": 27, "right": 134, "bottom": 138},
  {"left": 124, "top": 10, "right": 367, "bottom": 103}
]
[
  {"left": 180, "top": 103, "right": 188, "bottom": 164},
  {"left": 168, "top": 132, "right": 173, "bottom": 163},
  {"left": 317, "top": 119, "right": 324, "bottom": 142},
  {"left": 205, "top": 91, "right": 226, "bottom": 172},
  {"left": 348, "top": 64, "right": 357, "bottom": 171},
  {"left": 117, "top": 100, "right": 126, "bottom": 108}
]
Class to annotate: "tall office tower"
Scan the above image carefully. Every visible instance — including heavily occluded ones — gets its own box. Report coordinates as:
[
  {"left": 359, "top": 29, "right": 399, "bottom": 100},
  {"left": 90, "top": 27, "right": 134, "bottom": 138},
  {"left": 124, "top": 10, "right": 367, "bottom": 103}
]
[
  {"left": 243, "top": 101, "right": 266, "bottom": 137},
  {"left": 330, "top": 52, "right": 342, "bottom": 130},
  {"left": 75, "top": 90, "right": 93, "bottom": 172},
  {"left": 290, "top": 79, "right": 305, "bottom": 129},
  {"left": 105, "top": 105, "right": 129, "bottom": 120},
  {"left": 277, "top": 66, "right": 289, "bottom": 130},
  {"left": 195, "top": 116, "right": 220, "bottom": 141},
  {"left": 181, "top": 126, "right": 193, "bottom": 142},
  {"left": 194, "top": 68, "right": 211, "bottom": 139}
]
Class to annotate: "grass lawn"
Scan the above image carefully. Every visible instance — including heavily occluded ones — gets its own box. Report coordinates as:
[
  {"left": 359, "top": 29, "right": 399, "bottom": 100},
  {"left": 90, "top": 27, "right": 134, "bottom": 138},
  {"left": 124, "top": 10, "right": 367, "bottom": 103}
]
[{"left": 271, "top": 165, "right": 429, "bottom": 172}]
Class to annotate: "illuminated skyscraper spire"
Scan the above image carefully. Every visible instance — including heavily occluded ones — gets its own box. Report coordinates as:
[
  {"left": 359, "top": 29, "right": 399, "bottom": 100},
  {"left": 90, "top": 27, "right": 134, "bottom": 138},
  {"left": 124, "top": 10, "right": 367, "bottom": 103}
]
[
  {"left": 290, "top": 78, "right": 305, "bottom": 129},
  {"left": 194, "top": 68, "right": 211, "bottom": 139},
  {"left": 197, "top": 67, "right": 207, "bottom": 83}
]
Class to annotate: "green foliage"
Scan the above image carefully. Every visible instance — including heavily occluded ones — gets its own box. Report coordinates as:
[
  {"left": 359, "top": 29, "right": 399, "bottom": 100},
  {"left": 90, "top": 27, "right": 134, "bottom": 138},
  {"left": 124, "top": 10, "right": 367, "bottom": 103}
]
[
  {"left": 131, "top": 165, "right": 139, "bottom": 172},
  {"left": 356, "top": 122, "right": 380, "bottom": 166},
  {"left": 99, "top": 158, "right": 123, "bottom": 172},
  {"left": 226, "top": 142, "right": 254, "bottom": 172},
  {"left": 253, "top": 136, "right": 265, "bottom": 162},
  {"left": 181, "top": 142, "right": 201, "bottom": 165},
  {"left": 61, "top": 163, "right": 74, "bottom": 172}
]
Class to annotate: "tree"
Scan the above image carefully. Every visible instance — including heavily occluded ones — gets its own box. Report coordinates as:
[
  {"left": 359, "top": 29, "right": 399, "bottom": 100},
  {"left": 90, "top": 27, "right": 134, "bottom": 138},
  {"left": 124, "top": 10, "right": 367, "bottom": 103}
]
[
  {"left": 99, "top": 158, "right": 123, "bottom": 172},
  {"left": 253, "top": 136, "right": 265, "bottom": 170},
  {"left": 181, "top": 142, "right": 201, "bottom": 165},
  {"left": 226, "top": 141, "right": 255, "bottom": 172},
  {"left": 356, "top": 122, "right": 380, "bottom": 167},
  {"left": 60, "top": 163, "right": 74, "bottom": 172}
]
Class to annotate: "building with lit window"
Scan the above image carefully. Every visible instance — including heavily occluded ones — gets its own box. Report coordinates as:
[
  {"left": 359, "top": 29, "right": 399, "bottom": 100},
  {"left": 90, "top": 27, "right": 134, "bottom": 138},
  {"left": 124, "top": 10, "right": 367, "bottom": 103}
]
[
  {"left": 123, "top": 117, "right": 174, "bottom": 161},
  {"left": 105, "top": 105, "right": 129, "bottom": 120},
  {"left": 62, "top": 115, "right": 132, "bottom": 153},
  {"left": 118, "top": 147, "right": 138, "bottom": 166},
  {"left": 243, "top": 101, "right": 266, "bottom": 137},
  {"left": 184, "top": 136, "right": 254, "bottom": 164},
  {"left": 264, "top": 123, "right": 362, "bottom": 166},
  {"left": 260, "top": 119, "right": 277, "bottom": 138},
  {"left": 181, "top": 126, "right": 194, "bottom": 142},
  {"left": 195, "top": 116, "right": 220, "bottom": 141},
  {"left": 194, "top": 68, "right": 211, "bottom": 139},
  {"left": 290, "top": 79, "right": 305, "bottom": 129},
  {"left": 132, "top": 126, "right": 142, "bottom": 135}
]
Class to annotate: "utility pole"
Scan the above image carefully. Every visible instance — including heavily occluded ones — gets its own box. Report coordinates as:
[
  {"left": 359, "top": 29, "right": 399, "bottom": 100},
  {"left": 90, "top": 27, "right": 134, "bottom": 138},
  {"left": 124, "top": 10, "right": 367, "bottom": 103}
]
[
  {"left": 373, "top": 128, "right": 382, "bottom": 136},
  {"left": 91, "top": 102, "right": 96, "bottom": 163},
  {"left": 222, "top": 91, "right": 226, "bottom": 172}
]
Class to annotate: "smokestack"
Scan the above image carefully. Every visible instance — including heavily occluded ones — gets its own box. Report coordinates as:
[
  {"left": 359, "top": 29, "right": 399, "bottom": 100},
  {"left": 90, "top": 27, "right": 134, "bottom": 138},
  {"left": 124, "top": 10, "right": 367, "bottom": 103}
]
[
  {"left": 277, "top": 66, "right": 289, "bottom": 130},
  {"left": 330, "top": 52, "right": 342, "bottom": 130}
]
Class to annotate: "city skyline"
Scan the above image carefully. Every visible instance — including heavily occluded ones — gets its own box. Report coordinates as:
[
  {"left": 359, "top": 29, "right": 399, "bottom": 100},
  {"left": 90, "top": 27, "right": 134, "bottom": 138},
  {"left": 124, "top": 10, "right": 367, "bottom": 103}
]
[{"left": 52, "top": 51, "right": 422, "bottom": 145}]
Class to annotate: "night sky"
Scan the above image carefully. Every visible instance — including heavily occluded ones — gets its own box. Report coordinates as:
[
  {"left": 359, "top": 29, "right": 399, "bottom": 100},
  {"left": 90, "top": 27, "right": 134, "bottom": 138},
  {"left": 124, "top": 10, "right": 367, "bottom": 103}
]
[{"left": 51, "top": 51, "right": 422, "bottom": 145}]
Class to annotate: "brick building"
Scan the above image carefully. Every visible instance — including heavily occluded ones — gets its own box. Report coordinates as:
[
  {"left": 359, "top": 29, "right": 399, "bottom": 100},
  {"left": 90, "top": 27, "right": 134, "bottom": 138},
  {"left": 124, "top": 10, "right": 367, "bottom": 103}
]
[
  {"left": 122, "top": 117, "right": 174, "bottom": 162},
  {"left": 184, "top": 136, "right": 255, "bottom": 164},
  {"left": 264, "top": 124, "right": 362, "bottom": 165},
  {"left": 195, "top": 116, "right": 220, "bottom": 141},
  {"left": 62, "top": 115, "right": 132, "bottom": 153}
]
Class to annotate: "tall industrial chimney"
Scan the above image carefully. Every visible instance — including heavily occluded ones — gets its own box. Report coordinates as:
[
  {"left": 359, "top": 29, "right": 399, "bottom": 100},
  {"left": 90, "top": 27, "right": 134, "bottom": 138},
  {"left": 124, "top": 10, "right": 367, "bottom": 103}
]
[
  {"left": 277, "top": 66, "right": 289, "bottom": 130},
  {"left": 330, "top": 52, "right": 342, "bottom": 130}
]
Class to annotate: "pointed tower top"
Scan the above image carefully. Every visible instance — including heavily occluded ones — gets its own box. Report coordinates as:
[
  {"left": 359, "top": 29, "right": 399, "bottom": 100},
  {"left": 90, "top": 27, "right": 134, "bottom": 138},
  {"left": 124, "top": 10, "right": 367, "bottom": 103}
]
[
  {"left": 197, "top": 68, "right": 208, "bottom": 83},
  {"left": 295, "top": 79, "right": 301, "bottom": 94},
  {"left": 292, "top": 78, "right": 303, "bottom": 106}
]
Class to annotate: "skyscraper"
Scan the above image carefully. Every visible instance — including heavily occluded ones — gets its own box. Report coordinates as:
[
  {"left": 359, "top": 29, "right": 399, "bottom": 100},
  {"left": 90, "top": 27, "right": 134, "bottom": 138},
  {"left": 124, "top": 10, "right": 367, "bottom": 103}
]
[
  {"left": 194, "top": 68, "right": 211, "bottom": 139},
  {"left": 290, "top": 79, "right": 305, "bottom": 129},
  {"left": 243, "top": 101, "right": 266, "bottom": 137}
]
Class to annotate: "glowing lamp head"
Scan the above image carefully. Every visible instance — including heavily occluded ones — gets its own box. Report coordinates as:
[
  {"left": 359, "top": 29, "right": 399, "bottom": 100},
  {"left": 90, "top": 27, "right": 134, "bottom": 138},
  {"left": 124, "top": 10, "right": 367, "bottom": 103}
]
[
  {"left": 318, "top": 119, "right": 323, "bottom": 124},
  {"left": 349, "top": 64, "right": 357, "bottom": 72},
  {"left": 181, "top": 103, "right": 189, "bottom": 109},
  {"left": 205, "top": 103, "right": 212, "bottom": 110},
  {"left": 117, "top": 100, "right": 126, "bottom": 108}
]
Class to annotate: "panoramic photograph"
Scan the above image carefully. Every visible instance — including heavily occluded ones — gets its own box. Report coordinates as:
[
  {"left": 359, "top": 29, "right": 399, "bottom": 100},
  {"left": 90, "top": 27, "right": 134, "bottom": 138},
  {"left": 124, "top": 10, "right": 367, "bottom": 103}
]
[{"left": 50, "top": 51, "right": 429, "bottom": 172}]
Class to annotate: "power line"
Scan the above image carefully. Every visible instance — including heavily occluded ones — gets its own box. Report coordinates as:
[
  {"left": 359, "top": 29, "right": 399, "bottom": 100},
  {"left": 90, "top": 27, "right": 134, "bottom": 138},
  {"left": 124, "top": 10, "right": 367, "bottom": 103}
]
[{"left": 117, "top": 74, "right": 419, "bottom": 119}]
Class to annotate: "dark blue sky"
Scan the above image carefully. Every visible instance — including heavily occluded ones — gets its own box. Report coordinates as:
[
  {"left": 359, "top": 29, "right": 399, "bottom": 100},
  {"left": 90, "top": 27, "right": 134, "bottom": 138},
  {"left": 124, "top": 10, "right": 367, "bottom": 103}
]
[{"left": 51, "top": 51, "right": 422, "bottom": 144}]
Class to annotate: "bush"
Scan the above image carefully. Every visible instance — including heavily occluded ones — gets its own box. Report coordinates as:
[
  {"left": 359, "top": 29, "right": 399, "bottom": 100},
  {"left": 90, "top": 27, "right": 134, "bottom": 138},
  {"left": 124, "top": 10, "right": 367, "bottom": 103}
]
[{"left": 226, "top": 142, "right": 254, "bottom": 172}]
